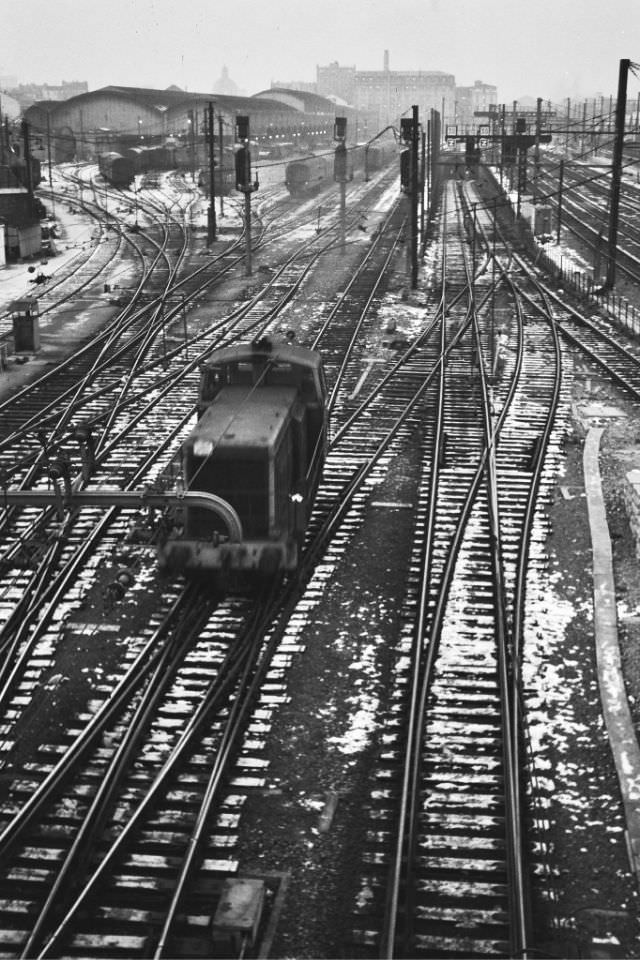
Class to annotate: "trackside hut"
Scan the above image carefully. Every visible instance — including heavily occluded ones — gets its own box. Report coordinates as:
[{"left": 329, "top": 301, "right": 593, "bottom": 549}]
[{"left": 0, "top": 189, "right": 43, "bottom": 260}]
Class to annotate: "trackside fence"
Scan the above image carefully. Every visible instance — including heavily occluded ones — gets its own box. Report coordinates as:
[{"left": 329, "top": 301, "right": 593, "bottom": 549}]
[{"left": 533, "top": 241, "right": 640, "bottom": 338}]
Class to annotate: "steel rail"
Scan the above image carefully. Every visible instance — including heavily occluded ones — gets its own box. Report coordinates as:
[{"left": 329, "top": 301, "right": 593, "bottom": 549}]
[
  {"left": 32, "top": 588, "right": 274, "bottom": 959},
  {"left": 469, "top": 185, "right": 567, "bottom": 955},
  {"left": 32, "top": 326, "right": 447, "bottom": 955},
  {"left": 0, "top": 187, "right": 371, "bottom": 583},
  {"left": 0, "top": 173, "right": 383, "bottom": 459},
  {"left": 474, "top": 303, "right": 529, "bottom": 959},
  {"left": 513, "top": 273, "right": 640, "bottom": 402},
  {"left": 0, "top": 172, "right": 430, "bottom": 952},
  {"left": 379, "top": 178, "right": 535, "bottom": 956},
  {"left": 467, "top": 181, "right": 568, "bottom": 956},
  {"left": 507, "top": 277, "right": 564, "bottom": 958},
  {"left": 19, "top": 588, "right": 214, "bottom": 959},
  {"left": 380, "top": 189, "right": 453, "bottom": 959},
  {"left": 0, "top": 583, "right": 200, "bottom": 863},
  {"left": 0, "top": 182, "right": 406, "bottom": 650},
  {"left": 0, "top": 397, "right": 200, "bottom": 691}
]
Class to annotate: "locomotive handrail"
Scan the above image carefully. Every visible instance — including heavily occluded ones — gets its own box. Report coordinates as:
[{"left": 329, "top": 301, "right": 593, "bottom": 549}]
[{"left": 1, "top": 488, "right": 243, "bottom": 542}]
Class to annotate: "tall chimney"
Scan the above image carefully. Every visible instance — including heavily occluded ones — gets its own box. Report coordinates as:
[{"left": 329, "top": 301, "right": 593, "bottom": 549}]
[{"left": 384, "top": 50, "right": 389, "bottom": 72}]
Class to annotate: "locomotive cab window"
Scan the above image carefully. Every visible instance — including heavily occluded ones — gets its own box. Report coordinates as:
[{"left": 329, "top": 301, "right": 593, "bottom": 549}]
[
  {"left": 299, "top": 369, "right": 319, "bottom": 402},
  {"left": 265, "top": 362, "right": 294, "bottom": 387}
]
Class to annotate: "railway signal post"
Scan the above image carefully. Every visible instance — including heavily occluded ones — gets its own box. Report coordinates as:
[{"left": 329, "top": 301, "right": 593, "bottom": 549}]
[
  {"left": 603, "top": 58, "right": 631, "bottom": 291},
  {"left": 333, "top": 117, "right": 348, "bottom": 250},
  {"left": 235, "top": 115, "right": 259, "bottom": 276},
  {"left": 400, "top": 107, "right": 420, "bottom": 288},
  {"left": 187, "top": 109, "right": 196, "bottom": 182},
  {"left": 218, "top": 113, "right": 225, "bottom": 219}
]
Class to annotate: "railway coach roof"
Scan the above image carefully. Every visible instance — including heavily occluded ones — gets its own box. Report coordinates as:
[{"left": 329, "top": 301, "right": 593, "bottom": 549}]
[{"left": 26, "top": 86, "right": 338, "bottom": 124}]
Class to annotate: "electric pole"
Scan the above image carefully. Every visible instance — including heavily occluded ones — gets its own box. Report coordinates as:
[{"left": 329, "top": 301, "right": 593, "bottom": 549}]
[
  {"left": 399, "top": 107, "right": 420, "bottom": 288},
  {"left": 533, "top": 97, "right": 542, "bottom": 203},
  {"left": 603, "top": 58, "right": 630, "bottom": 290},
  {"left": 556, "top": 159, "right": 564, "bottom": 245},
  {"left": 218, "top": 113, "right": 225, "bottom": 218},
  {"left": 207, "top": 101, "right": 217, "bottom": 243},
  {"left": 46, "top": 112, "right": 56, "bottom": 222},
  {"left": 187, "top": 109, "right": 196, "bottom": 182},
  {"left": 21, "top": 120, "right": 33, "bottom": 196},
  {"left": 410, "top": 105, "right": 419, "bottom": 288},
  {"left": 420, "top": 127, "right": 426, "bottom": 240}
]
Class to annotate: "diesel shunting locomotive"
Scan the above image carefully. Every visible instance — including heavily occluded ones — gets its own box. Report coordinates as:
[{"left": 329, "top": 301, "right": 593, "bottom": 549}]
[{"left": 159, "top": 337, "right": 328, "bottom": 577}]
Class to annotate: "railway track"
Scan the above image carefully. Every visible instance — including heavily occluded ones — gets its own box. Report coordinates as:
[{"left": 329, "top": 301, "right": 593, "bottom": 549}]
[
  {"left": 0, "top": 162, "right": 434, "bottom": 956},
  {"left": 533, "top": 156, "right": 640, "bottom": 287},
  {"left": 344, "top": 179, "right": 571, "bottom": 958},
  {"left": 1, "top": 149, "right": 639, "bottom": 958},
  {"left": 339, "top": 172, "right": 640, "bottom": 958}
]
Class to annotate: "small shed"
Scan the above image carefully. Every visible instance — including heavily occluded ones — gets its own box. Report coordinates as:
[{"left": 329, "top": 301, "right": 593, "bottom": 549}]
[{"left": 9, "top": 297, "right": 40, "bottom": 352}]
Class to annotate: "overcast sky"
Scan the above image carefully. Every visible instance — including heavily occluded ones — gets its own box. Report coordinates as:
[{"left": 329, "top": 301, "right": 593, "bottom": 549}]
[{"left": 3, "top": 0, "right": 640, "bottom": 105}]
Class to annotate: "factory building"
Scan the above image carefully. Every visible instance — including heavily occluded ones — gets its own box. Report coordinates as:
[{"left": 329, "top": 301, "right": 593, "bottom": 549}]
[
  {"left": 315, "top": 52, "right": 455, "bottom": 136},
  {"left": 315, "top": 53, "right": 496, "bottom": 139},
  {"left": 454, "top": 80, "right": 498, "bottom": 132},
  {"left": 316, "top": 63, "right": 357, "bottom": 107},
  {"left": 0, "top": 91, "right": 21, "bottom": 121}
]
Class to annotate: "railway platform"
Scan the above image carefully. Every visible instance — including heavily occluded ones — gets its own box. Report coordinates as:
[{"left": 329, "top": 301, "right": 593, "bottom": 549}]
[
  {"left": 584, "top": 424, "right": 640, "bottom": 887},
  {"left": 0, "top": 202, "right": 120, "bottom": 404}
]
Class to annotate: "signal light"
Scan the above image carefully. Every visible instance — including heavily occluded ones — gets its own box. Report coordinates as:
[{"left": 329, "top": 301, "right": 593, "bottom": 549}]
[
  {"left": 502, "top": 136, "right": 517, "bottom": 166},
  {"left": 400, "top": 149, "right": 410, "bottom": 191},
  {"left": 236, "top": 115, "right": 249, "bottom": 141},
  {"left": 465, "top": 135, "right": 481, "bottom": 167},
  {"left": 400, "top": 118, "right": 413, "bottom": 143},
  {"left": 334, "top": 143, "right": 348, "bottom": 182},
  {"left": 334, "top": 117, "right": 347, "bottom": 141},
  {"left": 235, "top": 146, "right": 251, "bottom": 189}
]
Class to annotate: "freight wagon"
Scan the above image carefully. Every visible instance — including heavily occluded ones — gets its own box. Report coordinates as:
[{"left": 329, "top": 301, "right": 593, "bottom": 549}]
[{"left": 98, "top": 152, "right": 135, "bottom": 187}]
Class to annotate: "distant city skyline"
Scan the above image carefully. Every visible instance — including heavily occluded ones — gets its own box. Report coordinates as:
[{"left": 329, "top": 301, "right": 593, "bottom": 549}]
[{"left": 2, "top": 0, "right": 639, "bottom": 105}]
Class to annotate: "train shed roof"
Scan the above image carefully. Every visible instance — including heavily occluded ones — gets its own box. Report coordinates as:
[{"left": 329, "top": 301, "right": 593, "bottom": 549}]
[
  {"left": 253, "top": 88, "right": 339, "bottom": 114},
  {"left": 37, "top": 85, "right": 301, "bottom": 118}
]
